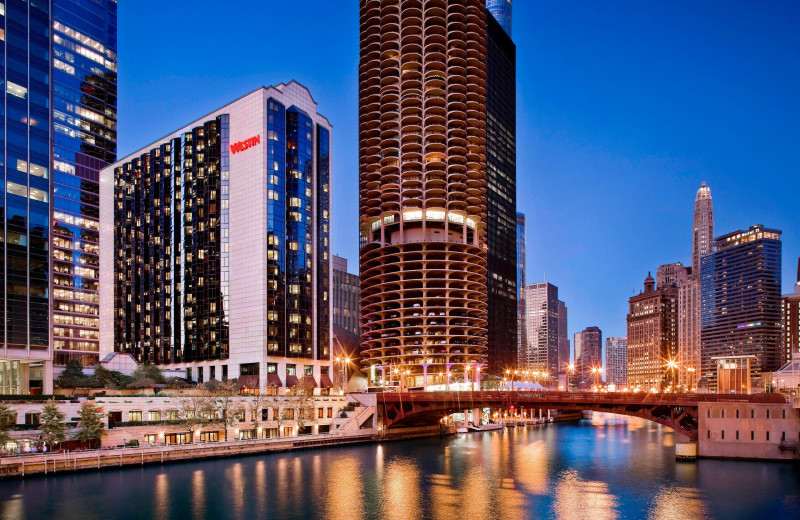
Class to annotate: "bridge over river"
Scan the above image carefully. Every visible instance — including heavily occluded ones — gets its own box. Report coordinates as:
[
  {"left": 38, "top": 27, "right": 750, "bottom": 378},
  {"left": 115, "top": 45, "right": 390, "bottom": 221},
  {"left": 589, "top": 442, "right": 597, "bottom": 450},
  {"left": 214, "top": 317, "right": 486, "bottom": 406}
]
[{"left": 372, "top": 390, "right": 787, "bottom": 441}]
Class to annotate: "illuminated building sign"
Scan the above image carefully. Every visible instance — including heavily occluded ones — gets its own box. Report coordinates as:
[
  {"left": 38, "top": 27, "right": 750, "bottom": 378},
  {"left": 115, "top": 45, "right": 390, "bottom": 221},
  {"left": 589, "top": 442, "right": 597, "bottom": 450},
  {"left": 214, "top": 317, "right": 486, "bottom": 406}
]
[{"left": 230, "top": 134, "right": 261, "bottom": 155}]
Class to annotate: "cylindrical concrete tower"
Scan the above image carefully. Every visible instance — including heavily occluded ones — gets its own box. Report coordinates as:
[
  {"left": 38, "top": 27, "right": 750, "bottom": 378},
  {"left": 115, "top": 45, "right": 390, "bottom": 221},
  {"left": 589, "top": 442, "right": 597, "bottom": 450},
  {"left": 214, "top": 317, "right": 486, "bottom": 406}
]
[{"left": 358, "top": 0, "right": 489, "bottom": 390}]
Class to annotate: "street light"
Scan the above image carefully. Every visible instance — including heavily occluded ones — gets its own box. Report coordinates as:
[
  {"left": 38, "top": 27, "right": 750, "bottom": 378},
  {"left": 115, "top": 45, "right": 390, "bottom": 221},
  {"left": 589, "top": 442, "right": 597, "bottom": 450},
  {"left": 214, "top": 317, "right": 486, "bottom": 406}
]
[
  {"left": 590, "top": 366, "right": 603, "bottom": 389},
  {"left": 686, "top": 367, "right": 696, "bottom": 393},
  {"left": 567, "top": 363, "right": 575, "bottom": 392},
  {"left": 666, "top": 359, "right": 678, "bottom": 390}
]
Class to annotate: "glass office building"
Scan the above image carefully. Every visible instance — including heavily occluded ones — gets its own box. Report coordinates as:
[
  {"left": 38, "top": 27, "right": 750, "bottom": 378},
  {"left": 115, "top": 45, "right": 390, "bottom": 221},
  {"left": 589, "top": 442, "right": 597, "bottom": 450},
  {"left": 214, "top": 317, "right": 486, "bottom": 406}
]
[
  {"left": 486, "top": 0, "right": 512, "bottom": 37},
  {"left": 486, "top": 8, "right": 518, "bottom": 373},
  {"left": 100, "top": 82, "right": 332, "bottom": 388},
  {"left": 0, "top": 0, "right": 116, "bottom": 394},
  {"left": 700, "top": 225, "right": 782, "bottom": 392}
]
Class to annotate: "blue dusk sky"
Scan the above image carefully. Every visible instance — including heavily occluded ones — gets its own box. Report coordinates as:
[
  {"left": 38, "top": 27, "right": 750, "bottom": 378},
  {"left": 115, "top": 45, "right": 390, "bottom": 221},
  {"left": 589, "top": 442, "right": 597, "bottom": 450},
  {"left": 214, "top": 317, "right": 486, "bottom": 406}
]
[{"left": 117, "top": 1, "right": 799, "bottom": 348}]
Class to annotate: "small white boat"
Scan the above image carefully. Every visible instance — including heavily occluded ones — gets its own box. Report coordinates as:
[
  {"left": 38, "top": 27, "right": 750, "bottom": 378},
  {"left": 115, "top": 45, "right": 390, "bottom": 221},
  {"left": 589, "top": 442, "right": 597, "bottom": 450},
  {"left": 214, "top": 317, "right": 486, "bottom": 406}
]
[
  {"left": 581, "top": 410, "right": 593, "bottom": 419},
  {"left": 467, "top": 422, "right": 504, "bottom": 432}
]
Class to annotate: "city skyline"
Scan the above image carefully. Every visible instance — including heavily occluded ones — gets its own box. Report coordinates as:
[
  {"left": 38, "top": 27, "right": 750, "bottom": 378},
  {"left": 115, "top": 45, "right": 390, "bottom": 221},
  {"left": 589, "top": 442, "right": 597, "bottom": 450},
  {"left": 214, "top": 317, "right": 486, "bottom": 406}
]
[{"left": 115, "top": 1, "right": 799, "bottom": 345}]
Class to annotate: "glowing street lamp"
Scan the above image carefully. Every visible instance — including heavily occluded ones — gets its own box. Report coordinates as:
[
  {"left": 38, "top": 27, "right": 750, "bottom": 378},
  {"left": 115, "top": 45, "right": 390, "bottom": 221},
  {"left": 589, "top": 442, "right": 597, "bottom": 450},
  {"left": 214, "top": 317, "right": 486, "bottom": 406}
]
[{"left": 666, "top": 359, "right": 678, "bottom": 389}]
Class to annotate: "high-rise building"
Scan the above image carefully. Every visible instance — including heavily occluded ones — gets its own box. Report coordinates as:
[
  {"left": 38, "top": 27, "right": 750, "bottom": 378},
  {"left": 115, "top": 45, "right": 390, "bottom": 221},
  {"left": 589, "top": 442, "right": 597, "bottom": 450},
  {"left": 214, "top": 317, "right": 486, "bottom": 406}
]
[
  {"left": 516, "top": 213, "right": 526, "bottom": 367},
  {"left": 606, "top": 336, "right": 627, "bottom": 388},
  {"left": 0, "top": 0, "right": 117, "bottom": 394},
  {"left": 332, "top": 255, "right": 360, "bottom": 337},
  {"left": 485, "top": 0, "right": 512, "bottom": 36},
  {"left": 679, "top": 182, "right": 713, "bottom": 389},
  {"left": 782, "top": 258, "right": 800, "bottom": 363},
  {"left": 523, "top": 282, "right": 558, "bottom": 377},
  {"left": 485, "top": 6, "right": 518, "bottom": 374},
  {"left": 656, "top": 262, "right": 688, "bottom": 289},
  {"left": 100, "top": 82, "right": 333, "bottom": 388},
  {"left": 627, "top": 273, "right": 678, "bottom": 390},
  {"left": 358, "top": 0, "right": 494, "bottom": 390},
  {"left": 574, "top": 326, "right": 602, "bottom": 384},
  {"left": 557, "top": 299, "right": 569, "bottom": 372},
  {"left": 678, "top": 277, "right": 701, "bottom": 389},
  {"left": 692, "top": 182, "right": 713, "bottom": 273},
  {"left": 700, "top": 225, "right": 782, "bottom": 392}
]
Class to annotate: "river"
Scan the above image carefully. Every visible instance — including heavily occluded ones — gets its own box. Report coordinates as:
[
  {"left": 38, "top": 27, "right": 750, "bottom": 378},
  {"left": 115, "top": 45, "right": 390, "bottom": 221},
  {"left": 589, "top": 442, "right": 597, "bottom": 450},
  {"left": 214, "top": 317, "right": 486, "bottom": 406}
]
[{"left": 1, "top": 414, "right": 798, "bottom": 519}]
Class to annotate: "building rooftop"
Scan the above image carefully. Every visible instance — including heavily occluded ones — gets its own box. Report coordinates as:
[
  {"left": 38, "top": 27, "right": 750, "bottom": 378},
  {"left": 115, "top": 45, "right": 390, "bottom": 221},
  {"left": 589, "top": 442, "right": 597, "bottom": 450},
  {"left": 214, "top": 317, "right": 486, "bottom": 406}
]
[{"left": 714, "top": 224, "right": 782, "bottom": 249}]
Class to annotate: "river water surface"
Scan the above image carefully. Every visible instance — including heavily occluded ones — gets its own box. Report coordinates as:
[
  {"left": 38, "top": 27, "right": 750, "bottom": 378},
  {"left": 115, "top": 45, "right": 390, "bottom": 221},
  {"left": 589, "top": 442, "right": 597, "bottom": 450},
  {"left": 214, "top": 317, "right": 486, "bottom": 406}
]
[{"left": 1, "top": 414, "right": 798, "bottom": 519}]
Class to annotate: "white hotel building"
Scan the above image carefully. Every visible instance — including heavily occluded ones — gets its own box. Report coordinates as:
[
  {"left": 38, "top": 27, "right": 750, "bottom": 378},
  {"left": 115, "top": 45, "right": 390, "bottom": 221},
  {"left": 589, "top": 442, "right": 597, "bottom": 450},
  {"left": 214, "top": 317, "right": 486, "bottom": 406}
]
[{"left": 99, "top": 82, "right": 333, "bottom": 389}]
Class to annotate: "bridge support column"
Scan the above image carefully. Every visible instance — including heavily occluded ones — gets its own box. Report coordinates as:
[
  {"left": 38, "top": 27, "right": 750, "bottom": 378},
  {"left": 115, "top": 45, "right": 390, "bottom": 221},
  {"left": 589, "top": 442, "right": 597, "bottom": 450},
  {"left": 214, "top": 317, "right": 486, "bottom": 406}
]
[
  {"left": 473, "top": 408, "right": 481, "bottom": 426},
  {"left": 539, "top": 408, "right": 543, "bottom": 422},
  {"left": 423, "top": 365, "right": 428, "bottom": 391}
]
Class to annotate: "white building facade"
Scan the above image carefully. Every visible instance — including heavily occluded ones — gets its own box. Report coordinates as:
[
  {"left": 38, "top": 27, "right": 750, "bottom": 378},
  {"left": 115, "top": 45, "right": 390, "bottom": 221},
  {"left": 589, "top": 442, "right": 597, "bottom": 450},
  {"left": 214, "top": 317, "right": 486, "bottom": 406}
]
[{"left": 100, "top": 82, "right": 333, "bottom": 389}]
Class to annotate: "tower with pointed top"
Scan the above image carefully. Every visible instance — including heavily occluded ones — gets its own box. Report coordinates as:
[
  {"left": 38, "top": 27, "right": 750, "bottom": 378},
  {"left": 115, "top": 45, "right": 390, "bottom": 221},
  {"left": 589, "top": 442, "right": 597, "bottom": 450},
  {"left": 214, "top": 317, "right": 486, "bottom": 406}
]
[
  {"left": 692, "top": 182, "right": 713, "bottom": 273},
  {"left": 678, "top": 182, "right": 714, "bottom": 389}
]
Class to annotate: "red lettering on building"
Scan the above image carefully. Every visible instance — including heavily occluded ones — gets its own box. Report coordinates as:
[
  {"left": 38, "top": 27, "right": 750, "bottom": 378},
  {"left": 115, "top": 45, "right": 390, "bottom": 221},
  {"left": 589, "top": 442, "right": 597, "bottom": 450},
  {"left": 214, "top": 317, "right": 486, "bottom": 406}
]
[{"left": 230, "top": 134, "right": 261, "bottom": 155}]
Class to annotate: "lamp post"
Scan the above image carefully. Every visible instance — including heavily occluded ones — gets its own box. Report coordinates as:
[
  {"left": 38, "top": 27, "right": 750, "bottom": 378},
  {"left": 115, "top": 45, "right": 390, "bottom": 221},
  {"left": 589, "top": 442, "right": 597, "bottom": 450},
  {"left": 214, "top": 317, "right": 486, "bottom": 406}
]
[
  {"left": 686, "top": 367, "right": 696, "bottom": 393},
  {"left": 590, "top": 366, "right": 602, "bottom": 390},
  {"left": 567, "top": 363, "right": 575, "bottom": 392},
  {"left": 666, "top": 359, "right": 678, "bottom": 391}
]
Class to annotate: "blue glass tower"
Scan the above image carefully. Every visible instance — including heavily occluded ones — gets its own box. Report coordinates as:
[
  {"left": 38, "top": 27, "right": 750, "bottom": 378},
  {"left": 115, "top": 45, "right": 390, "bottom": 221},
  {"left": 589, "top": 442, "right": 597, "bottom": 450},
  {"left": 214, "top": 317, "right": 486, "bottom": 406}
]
[
  {"left": 486, "top": 0, "right": 512, "bottom": 37},
  {"left": 0, "top": 0, "right": 116, "bottom": 394}
]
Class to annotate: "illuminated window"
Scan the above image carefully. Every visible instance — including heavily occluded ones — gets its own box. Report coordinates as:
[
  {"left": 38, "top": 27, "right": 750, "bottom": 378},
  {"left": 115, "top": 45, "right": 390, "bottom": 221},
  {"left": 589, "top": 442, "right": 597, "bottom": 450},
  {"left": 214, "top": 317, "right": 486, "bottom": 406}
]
[{"left": 6, "top": 81, "right": 27, "bottom": 99}]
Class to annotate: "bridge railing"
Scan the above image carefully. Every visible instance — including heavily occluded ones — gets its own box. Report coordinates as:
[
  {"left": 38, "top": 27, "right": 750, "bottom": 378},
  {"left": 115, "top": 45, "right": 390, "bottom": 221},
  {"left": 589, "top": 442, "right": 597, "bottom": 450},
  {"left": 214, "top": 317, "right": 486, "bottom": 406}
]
[{"left": 375, "top": 390, "right": 786, "bottom": 405}]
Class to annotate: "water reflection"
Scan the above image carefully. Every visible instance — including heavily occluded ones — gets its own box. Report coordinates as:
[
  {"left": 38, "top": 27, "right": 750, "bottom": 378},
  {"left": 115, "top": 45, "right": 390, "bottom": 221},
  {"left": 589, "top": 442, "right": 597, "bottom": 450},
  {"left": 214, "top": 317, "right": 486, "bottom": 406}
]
[
  {"left": 382, "top": 458, "right": 421, "bottom": 520},
  {"left": 1, "top": 415, "right": 799, "bottom": 519},
  {"left": 191, "top": 470, "right": 205, "bottom": 520},
  {"left": 1, "top": 494, "right": 24, "bottom": 520},
  {"left": 554, "top": 469, "right": 618, "bottom": 520},
  {"left": 648, "top": 485, "right": 708, "bottom": 520},
  {"left": 324, "top": 456, "right": 364, "bottom": 520},
  {"left": 153, "top": 473, "right": 169, "bottom": 520}
]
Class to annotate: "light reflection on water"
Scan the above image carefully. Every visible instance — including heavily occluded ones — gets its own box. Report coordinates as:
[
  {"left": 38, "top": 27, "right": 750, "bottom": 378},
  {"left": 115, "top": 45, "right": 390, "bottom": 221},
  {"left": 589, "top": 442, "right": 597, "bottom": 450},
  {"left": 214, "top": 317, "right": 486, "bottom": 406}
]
[{"left": 1, "top": 413, "right": 798, "bottom": 519}]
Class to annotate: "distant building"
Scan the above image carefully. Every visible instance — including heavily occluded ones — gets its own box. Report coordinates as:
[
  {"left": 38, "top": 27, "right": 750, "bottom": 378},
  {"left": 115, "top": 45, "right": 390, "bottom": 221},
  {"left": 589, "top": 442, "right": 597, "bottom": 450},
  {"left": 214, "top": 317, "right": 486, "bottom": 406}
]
[
  {"left": 523, "top": 282, "right": 559, "bottom": 377},
  {"left": 574, "top": 326, "right": 602, "bottom": 384},
  {"left": 700, "top": 225, "right": 782, "bottom": 392},
  {"left": 692, "top": 182, "right": 714, "bottom": 275},
  {"left": 679, "top": 182, "right": 714, "bottom": 390},
  {"left": 656, "top": 262, "right": 688, "bottom": 289},
  {"left": 557, "top": 300, "right": 569, "bottom": 373},
  {"left": 332, "top": 256, "right": 360, "bottom": 337},
  {"left": 606, "top": 337, "right": 628, "bottom": 388},
  {"left": 516, "top": 214, "right": 526, "bottom": 368},
  {"left": 627, "top": 273, "right": 678, "bottom": 390},
  {"left": 781, "top": 258, "right": 800, "bottom": 364}
]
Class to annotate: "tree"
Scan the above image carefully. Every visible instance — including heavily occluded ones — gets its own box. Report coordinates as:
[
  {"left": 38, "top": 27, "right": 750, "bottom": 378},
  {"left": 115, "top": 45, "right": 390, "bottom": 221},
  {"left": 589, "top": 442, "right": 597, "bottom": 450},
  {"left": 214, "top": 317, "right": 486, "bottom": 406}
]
[
  {"left": 178, "top": 391, "right": 214, "bottom": 438},
  {"left": 39, "top": 400, "right": 67, "bottom": 450},
  {"left": 266, "top": 394, "right": 289, "bottom": 436},
  {"left": 210, "top": 380, "right": 241, "bottom": 441},
  {"left": 94, "top": 366, "right": 132, "bottom": 389},
  {"left": 56, "top": 360, "right": 99, "bottom": 390},
  {"left": 248, "top": 388, "right": 269, "bottom": 430},
  {"left": 0, "top": 405, "right": 16, "bottom": 449},
  {"left": 289, "top": 379, "right": 316, "bottom": 432},
  {"left": 130, "top": 364, "right": 166, "bottom": 385},
  {"left": 74, "top": 401, "right": 106, "bottom": 448}
]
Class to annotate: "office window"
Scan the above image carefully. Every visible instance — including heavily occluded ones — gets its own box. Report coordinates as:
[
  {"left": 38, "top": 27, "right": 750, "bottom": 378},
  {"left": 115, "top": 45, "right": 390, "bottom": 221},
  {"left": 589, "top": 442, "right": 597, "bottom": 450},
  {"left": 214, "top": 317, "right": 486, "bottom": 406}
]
[{"left": 129, "top": 411, "right": 142, "bottom": 422}]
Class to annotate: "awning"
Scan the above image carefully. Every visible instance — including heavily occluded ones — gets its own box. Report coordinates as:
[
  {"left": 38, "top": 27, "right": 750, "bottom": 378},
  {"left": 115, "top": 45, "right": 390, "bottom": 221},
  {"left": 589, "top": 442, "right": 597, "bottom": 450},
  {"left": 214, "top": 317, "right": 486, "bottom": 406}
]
[
  {"left": 320, "top": 376, "right": 334, "bottom": 388},
  {"left": 302, "top": 376, "right": 318, "bottom": 388},
  {"left": 286, "top": 375, "right": 300, "bottom": 387},
  {"left": 238, "top": 375, "right": 260, "bottom": 389},
  {"left": 266, "top": 373, "right": 283, "bottom": 388}
]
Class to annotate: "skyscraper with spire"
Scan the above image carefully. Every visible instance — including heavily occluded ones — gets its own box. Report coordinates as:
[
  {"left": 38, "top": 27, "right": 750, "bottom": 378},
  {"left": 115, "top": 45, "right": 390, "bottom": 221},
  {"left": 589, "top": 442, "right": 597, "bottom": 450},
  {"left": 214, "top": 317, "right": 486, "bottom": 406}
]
[
  {"left": 692, "top": 182, "right": 714, "bottom": 272},
  {"left": 678, "top": 182, "right": 713, "bottom": 389}
]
